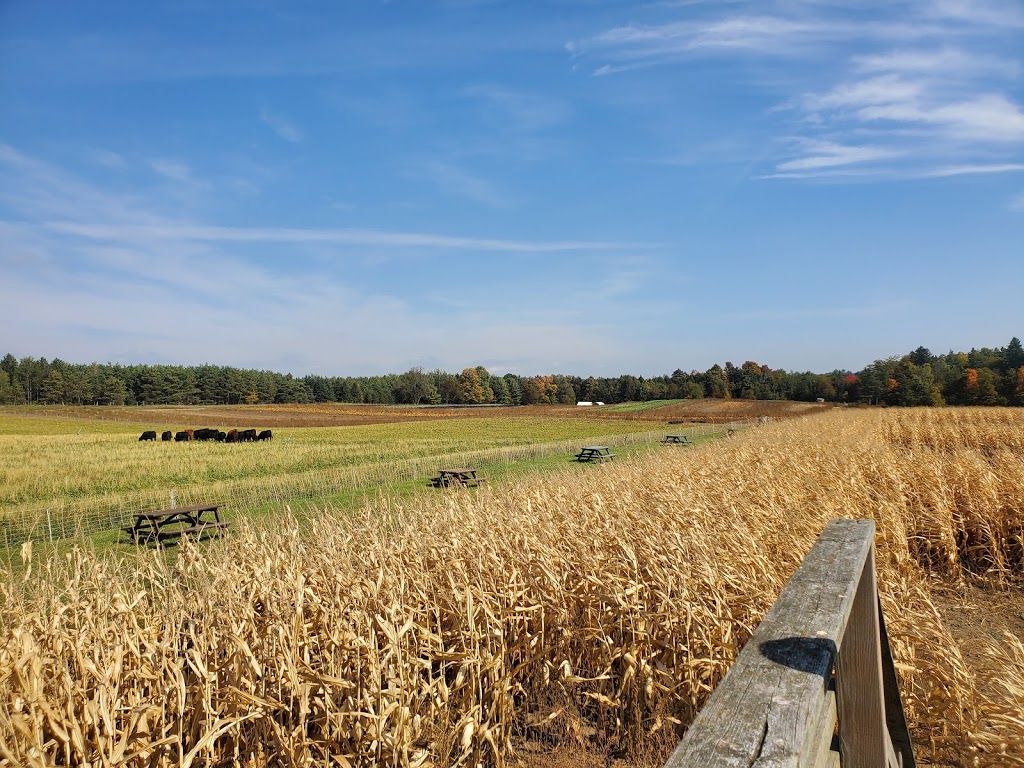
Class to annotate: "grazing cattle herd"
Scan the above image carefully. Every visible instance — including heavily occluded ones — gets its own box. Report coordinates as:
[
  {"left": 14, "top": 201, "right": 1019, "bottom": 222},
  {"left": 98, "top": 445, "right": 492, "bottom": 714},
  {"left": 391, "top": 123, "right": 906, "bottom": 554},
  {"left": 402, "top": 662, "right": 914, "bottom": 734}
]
[{"left": 139, "top": 428, "right": 272, "bottom": 443}]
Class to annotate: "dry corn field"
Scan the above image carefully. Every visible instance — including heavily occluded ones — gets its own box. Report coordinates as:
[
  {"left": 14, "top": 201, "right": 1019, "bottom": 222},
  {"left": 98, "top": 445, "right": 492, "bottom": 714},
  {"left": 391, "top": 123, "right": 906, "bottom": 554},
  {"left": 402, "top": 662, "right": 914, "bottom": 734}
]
[{"left": 2, "top": 407, "right": 1023, "bottom": 767}]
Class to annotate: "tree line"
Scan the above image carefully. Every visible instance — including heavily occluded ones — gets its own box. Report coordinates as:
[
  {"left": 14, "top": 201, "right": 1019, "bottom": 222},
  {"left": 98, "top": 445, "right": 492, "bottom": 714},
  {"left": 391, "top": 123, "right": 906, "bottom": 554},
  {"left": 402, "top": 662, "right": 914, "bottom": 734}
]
[{"left": 1, "top": 338, "right": 1021, "bottom": 408}]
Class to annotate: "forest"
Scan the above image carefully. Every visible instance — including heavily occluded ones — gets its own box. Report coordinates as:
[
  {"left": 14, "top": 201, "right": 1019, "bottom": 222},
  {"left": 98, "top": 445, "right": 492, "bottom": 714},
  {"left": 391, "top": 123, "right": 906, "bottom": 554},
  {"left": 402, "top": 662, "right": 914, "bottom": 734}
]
[{"left": 1, "top": 338, "right": 1021, "bottom": 408}]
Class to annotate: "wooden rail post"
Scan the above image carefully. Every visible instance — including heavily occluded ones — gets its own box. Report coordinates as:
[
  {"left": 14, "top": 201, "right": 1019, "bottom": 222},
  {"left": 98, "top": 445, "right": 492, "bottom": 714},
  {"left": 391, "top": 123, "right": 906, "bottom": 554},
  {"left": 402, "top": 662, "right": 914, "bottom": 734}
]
[{"left": 664, "top": 519, "right": 915, "bottom": 768}]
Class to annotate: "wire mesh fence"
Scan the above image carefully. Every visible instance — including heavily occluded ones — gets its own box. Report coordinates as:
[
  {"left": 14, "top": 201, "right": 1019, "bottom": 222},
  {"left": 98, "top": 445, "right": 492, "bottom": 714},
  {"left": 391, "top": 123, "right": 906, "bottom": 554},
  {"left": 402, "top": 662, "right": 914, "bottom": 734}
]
[{"left": 1, "top": 422, "right": 748, "bottom": 548}]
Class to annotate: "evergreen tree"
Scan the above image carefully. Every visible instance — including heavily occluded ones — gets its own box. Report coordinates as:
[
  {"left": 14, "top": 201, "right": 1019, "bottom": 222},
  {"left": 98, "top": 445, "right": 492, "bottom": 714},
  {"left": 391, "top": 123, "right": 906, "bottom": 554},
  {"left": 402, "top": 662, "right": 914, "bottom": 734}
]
[
  {"left": 616, "top": 374, "right": 641, "bottom": 402},
  {"left": 40, "top": 370, "right": 64, "bottom": 404},
  {"left": 553, "top": 375, "right": 576, "bottom": 404},
  {"left": 1004, "top": 337, "right": 1024, "bottom": 370},
  {"left": 908, "top": 346, "right": 932, "bottom": 366},
  {"left": 102, "top": 376, "right": 128, "bottom": 406},
  {"left": 0, "top": 370, "right": 23, "bottom": 404},
  {"left": 704, "top": 364, "right": 729, "bottom": 399},
  {"left": 490, "top": 375, "right": 509, "bottom": 405},
  {"left": 0, "top": 354, "right": 16, "bottom": 384},
  {"left": 502, "top": 374, "right": 523, "bottom": 405}
]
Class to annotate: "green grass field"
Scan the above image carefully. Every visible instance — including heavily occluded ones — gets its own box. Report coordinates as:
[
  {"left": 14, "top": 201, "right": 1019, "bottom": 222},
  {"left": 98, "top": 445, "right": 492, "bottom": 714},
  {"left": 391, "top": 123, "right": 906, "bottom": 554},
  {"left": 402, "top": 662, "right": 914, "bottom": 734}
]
[
  {"left": 0, "top": 415, "right": 672, "bottom": 506},
  {"left": 1, "top": 408, "right": 719, "bottom": 550}
]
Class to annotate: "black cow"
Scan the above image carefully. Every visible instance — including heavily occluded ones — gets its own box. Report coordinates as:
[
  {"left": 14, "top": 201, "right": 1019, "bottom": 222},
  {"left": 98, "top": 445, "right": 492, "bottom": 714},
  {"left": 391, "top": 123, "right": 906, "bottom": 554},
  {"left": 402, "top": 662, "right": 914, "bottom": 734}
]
[
  {"left": 238, "top": 428, "right": 258, "bottom": 442},
  {"left": 214, "top": 431, "right": 226, "bottom": 442},
  {"left": 139, "top": 430, "right": 157, "bottom": 441},
  {"left": 194, "top": 428, "right": 218, "bottom": 441},
  {"left": 256, "top": 429, "right": 273, "bottom": 441},
  {"left": 174, "top": 430, "right": 192, "bottom": 442},
  {"left": 161, "top": 430, "right": 172, "bottom": 441}
]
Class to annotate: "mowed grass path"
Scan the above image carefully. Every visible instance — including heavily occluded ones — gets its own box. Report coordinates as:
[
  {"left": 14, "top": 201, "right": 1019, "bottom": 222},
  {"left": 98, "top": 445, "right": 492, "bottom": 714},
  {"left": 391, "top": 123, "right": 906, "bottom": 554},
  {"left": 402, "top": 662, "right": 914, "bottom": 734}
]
[{"left": 0, "top": 411, "right": 667, "bottom": 509}]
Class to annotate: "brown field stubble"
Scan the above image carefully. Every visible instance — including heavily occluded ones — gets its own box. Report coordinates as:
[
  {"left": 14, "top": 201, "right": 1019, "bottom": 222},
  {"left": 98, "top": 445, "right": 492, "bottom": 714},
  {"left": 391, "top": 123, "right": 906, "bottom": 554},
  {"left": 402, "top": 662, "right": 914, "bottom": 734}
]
[
  {"left": 1, "top": 399, "right": 822, "bottom": 430},
  {"left": 1, "top": 408, "right": 1022, "bottom": 767},
  {"left": 4, "top": 403, "right": 658, "bottom": 429}
]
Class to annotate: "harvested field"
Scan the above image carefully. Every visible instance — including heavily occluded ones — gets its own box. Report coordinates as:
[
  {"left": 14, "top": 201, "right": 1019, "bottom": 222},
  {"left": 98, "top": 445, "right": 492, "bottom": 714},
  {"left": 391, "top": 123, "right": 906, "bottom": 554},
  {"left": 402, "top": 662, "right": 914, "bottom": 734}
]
[
  {"left": 0, "top": 403, "right": 509, "bottom": 429},
  {"left": 0, "top": 399, "right": 826, "bottom": 430},
  {"left": 1, "top": 408, "right": 1022, "bottom": 767},
  {"left": 649, "top": 398, "right": 832, "bottom": 422},
  {"left": 0, "top": 403, "right": 659, "bottom": 430}
]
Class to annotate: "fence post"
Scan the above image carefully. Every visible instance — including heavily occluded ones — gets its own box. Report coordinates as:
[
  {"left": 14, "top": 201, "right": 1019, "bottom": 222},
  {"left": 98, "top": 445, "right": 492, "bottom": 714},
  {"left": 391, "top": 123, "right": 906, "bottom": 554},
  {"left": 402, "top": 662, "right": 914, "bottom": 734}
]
[
  {"left": 169, "top": 489, "right": 177, "bottom": 509},
  {"left": 663, "top": 519, "right": 915, "bottom": 768},
  {"left": 835, "top": 542, "right": 889, "bottom": 768},
  {"left": 46, "top": 509, "right": 53, "bottom": 543}
]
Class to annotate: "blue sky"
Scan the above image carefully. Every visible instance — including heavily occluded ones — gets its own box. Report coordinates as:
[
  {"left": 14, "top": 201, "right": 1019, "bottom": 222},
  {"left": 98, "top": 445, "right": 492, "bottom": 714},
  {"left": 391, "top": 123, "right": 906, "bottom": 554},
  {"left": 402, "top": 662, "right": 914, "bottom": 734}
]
[{"left": 1, "top": 0, "right": 1022, "bottom": 378}]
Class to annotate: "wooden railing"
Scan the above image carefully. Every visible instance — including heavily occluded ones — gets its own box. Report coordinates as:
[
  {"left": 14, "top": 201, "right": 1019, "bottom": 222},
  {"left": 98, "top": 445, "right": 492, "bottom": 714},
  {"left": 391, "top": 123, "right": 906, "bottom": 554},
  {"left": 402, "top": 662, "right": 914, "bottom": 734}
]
[{"left": 665, "top": 519, "right": 916, "bottom": 768}]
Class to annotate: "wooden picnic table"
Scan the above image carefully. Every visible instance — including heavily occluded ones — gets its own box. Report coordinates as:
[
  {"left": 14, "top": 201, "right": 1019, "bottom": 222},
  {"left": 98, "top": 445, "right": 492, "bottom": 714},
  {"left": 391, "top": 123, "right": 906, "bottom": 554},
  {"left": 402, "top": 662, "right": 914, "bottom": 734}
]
[
  {"left": 430, "top": 468, "right": 486, "bottom": 488},
  {"left": 122, "top": 503, "right": 228, "bottom": 545},
  {"left": 575, "top": 446, "right": 615, "bottom": 462},
  {"left": 661, "top": 434, "right": 693, "bottom": 445}
]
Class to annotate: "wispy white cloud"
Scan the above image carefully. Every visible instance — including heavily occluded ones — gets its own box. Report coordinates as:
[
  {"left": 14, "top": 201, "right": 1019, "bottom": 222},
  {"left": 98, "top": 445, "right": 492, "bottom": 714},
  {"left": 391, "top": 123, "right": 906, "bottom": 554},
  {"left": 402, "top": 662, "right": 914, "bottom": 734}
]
[
  {"left": 759, "top": 167, "right": 891, "bottom": 180},
  {"left": 592, "top": 63, "right": 635, "bottom": 77},
  {"left": 0, "top": 143, "right": 667, "bottom": 375},
  {"left": 924, "top": 163, "right": 1024, "bottom": 177},
  {"left": 803, "top": 73, "right": 1024, "bottom": 143},
  {"left": 91, "top": 148, "right": 127, "bottom": 169},
  {"left": 855, "top": 93, "right": 1024, "bottom": 143},
  {"left": 408, "top": 161, "right": 513, "bottom": 209},
  {"left": 687, "top": 15, "right": 834, "bottom": 53},
  {"left": 2, "top": 143, "right": 636, "bottom": 253},
  {"left": 766, "top": 161, "right": 1024, "bottom": 180},
  {"left": 925, "top": 0, "right": 1024, "bottom": 28},
  {"left": 259, "top": 106, "right": 303, "bottom": 143},
  {"left": 805, "top": 74, "right": 923, "bottom": 111},
  {"left": 45, "top": 221, "right": 637, "bottom": 252},
  {"left": 572, "top": 14, "right": 842, "bottom": 69},
  {"left": 776, "top": 140, "right": 901, "bottom": 171},
  {"left": 461, "top": 85, "right": 570, "bottom": 134},
  {"left": 0, "top": 144, "right": 167, "bottom": 228},
  {"left": 569, "top": 8, "right": 960, "bottom": 72},
  {"left": 852, "top": 47, "right": 1019, "bottom": 77},
  {"left": 573, "top": 1, "right": 1024, "bottom": 181},
  {"left": 149, "top": 158, "right": 195, "bottom": 182}
]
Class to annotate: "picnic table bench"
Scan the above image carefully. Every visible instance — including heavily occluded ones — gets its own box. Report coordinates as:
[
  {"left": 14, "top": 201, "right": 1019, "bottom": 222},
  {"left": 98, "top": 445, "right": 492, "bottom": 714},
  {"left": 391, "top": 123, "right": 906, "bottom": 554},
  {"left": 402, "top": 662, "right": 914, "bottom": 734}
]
[
  {"left": 429, "top": 468, "right": 486, "bottom": 488},
  {"left": 122, "top": 503, "right": 229, "bottom": 545},
  {"left": 575, "top": 446, "right": 615, "bottom": 462},
  {"left": 661, "top": 434, "right": 693, "bottom": 445}
]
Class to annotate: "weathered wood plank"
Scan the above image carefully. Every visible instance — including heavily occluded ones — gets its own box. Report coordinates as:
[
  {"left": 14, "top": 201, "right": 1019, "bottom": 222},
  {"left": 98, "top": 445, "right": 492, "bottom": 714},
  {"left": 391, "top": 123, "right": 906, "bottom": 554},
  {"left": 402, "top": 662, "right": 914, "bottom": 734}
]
[
  {"left": 879, "top": 597, "right": 917, "bottom": 768},
  {"left": 801, "top": 690, "right": 837, "bottom": 768},
  {"left": 664, "top": 519, "right": 876, "bottom": 768},
  {"left": 836, "top": 542, "right": 887, "bottom": 768}
]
